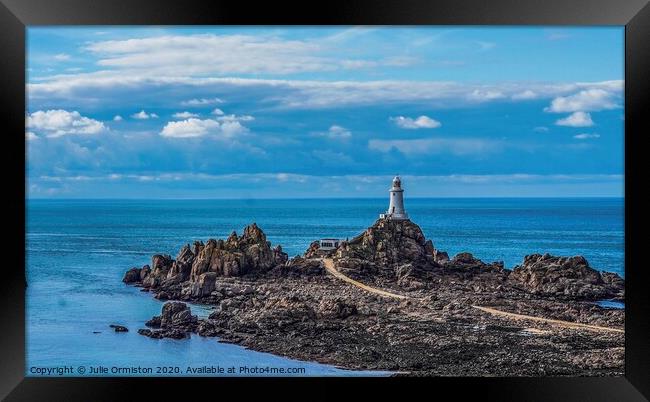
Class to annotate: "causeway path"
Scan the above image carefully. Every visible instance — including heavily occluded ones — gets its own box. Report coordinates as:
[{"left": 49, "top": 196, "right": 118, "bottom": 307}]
[{"left": 320, "top": 258, "right": 624, "bottom": 334}]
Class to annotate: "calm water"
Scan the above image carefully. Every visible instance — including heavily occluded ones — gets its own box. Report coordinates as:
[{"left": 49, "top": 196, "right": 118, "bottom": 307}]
[{"left": 26, "top": 198, "right": 624, "bottom": 376}]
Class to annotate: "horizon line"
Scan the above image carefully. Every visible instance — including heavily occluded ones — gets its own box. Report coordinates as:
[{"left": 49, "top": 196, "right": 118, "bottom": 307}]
[{"left": 26, "top": 195, "right": 625, "bottom": 201}]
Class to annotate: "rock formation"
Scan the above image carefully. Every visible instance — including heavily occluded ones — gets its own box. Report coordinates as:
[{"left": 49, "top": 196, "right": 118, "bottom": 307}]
[
  {"left": 124, "top": 219, "right": 626, "bottom": 376},
  {"left": 333, "top": 218, "right": 506, "bottom": 286},
  {"left": 508, "top": 254, "right": 624, "bottom": 300},
  {"left": 138, "top": 302, "right": 198, "bottom": 339},
  {"left": 122, "top": 223, "right": 288, "bottom": 299}
]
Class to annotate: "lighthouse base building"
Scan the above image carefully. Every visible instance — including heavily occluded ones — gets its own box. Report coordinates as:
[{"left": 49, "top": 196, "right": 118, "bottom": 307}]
[{"left": 379, "top": 176, "right": 409, "bottom": 221}]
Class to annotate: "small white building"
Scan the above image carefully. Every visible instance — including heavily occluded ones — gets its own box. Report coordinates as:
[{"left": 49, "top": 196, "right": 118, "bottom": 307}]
[
  {"left": 379, "top": 175, "right": 409, "bottom": 221},
  {"left": 319, "top": 238, "right": 343, "bottom": 250}
]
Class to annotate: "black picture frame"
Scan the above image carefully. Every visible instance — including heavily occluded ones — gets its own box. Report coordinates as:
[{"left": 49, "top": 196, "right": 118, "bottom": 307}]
[{"left": 1, "top": 0, "right": 648, "bottom": 400}]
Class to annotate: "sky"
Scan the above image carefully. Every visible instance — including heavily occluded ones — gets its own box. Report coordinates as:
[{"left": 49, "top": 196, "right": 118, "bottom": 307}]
[{"left": 25, "top": 26, "right": 624, "bottom": 198}]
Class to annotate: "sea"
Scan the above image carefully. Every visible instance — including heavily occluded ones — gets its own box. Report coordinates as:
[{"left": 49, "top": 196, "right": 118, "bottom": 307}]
[{"left": 26, "top": 198, "right": 625, "bottom": 376}]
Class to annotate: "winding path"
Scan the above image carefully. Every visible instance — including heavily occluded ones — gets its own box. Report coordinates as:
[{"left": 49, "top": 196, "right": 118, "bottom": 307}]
[
  {"left": 471, "top": 305, "right": 624, "bottom": 334},
  {"left": 321, "top": 258, "right": 409, "bottom": 300},
  {"left": 320, "top": 258, "right": 624, "bottom": 334}
]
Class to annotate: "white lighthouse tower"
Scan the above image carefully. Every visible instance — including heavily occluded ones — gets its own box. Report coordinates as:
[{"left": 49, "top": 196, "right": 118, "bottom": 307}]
[{"left": 380, "top": 175, "right": 409, "bottom": 221}]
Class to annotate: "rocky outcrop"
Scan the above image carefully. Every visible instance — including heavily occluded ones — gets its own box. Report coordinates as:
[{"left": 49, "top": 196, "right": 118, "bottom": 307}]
[
  {"left": 337, "top": 218, "right": 437, "bottom": 267},
  {"left": 138, "top": 302, "right": 198, "bottom": 339},
  {"left": 124, "top": 223, "right": 288, "bottom": 296},
  {"left": 333, "top": 218, "right": 441, "bottom": 282},
  {"left": 333, "top": 218, "right": 507, "bottom": 285},
  {"left": 125, "top": 219, "right": 625, "bottom": 376},
  {"left": 508, "top": 254, "right": 624, "bottom": 300}
]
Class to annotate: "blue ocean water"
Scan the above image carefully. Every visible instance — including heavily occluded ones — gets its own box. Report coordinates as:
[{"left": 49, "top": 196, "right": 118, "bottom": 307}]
[{"left": 26, "top": 198, "right": 624, "bottom": 376}]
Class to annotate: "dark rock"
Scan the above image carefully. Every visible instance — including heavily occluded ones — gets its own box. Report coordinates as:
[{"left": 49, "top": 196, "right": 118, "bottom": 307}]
[
  {"left": 109, "top": 324, "right": 128, "bottom": 332},
  {"left": 451, "top": 252, "right": 481, "bottom": 265},
  {"left": 138, "top": 302, "right": 197, "bottom": 340},
  {"left": 145, "top": 316, "right": 161, "bottom": 328},
  {"left": 155, "top": 291, "right": 170, "bottom": 300},
  {"left": 334, "top": 218, "right": 443, "bottom": 280},
  {"left": 122, "top": 268, "right": 141, "bottom": 283},
  {"left": 279, "top": 257, "right": 324, "bottom": 277},
  {"left": 509, "top": 254, "right": 624, "bottom": 300},
  {"left": 317, "top": 299, "right": 357, "bottom": 319}
]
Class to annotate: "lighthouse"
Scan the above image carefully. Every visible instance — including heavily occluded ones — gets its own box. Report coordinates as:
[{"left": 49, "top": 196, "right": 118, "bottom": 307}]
[{"left": 380, "top": 175, "right": 409, "bottom": 221}]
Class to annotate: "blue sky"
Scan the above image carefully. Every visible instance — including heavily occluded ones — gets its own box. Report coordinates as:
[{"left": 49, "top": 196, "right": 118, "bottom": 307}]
[{"left": 26, "top": 26, "right": 624, "bottom": 198}]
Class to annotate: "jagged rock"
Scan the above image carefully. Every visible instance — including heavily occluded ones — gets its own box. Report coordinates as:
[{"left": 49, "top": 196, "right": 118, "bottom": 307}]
[
  {"left": 509, "top": 254, "right": 624, "bottom": 300},
  {"left": 160, "top": 301, "right": 197, "bottom": 328},
  {"left": 188, "top": 223, "right": 285, "bottom": 280},
  {"left": 140, "top": 265, "right": 151, "bottom": 281},
  {"left": 186, "top": 272, "right": 217, "bottom": 298},
  {"left": 451, "top": 252, "right": 481, "bottom": 265},
  {"left": 339, "top": 218, "right": 435, "bottom": 266},
  {"left": 129, "top": 223, "right": 288, "bottom": 297},
  {"left": 122, "top": 268, "right": 141, "bottom": 283},
  {"left": 145, "top": 316, "right": 161, "bottom": 328},
  {"left": 138, "top": 302, "right": 198, "bottom": 340}
]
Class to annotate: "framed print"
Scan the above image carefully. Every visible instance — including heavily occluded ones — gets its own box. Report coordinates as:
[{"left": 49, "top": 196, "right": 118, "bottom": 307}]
[{"left": 1, "top": 0, "right": 649, "bottom": 400}]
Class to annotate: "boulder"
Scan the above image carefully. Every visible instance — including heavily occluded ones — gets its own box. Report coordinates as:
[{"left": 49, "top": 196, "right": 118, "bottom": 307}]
[
  {"left": 122, "top": 268, "right": 141, "bottom": 283},
  {"left": 509, "top": 254, "right": 624, "bottom": 300},
  {"left": 160, "top": 301, "right": 197, "bottom": 328},
  {"left": 109, "top": 324, "right": 129, "bottom": 332}
]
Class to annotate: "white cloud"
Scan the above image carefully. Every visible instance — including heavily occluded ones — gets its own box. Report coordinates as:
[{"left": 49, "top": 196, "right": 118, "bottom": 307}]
[
  {"left": 313, "top": 125, "right": 352, "bottom": 140},
  {"left": 512, "top": 90, "right": 538, "bottom": 100},
  {"left": 181, "top": 97, "right": 224, "bottom": 107},
  {"left": 368, "top": 137, "right": 498, "bottom": 156},
  {"left": 467, "top": 89, "right": 505, "bottom": 101},
  {"left": 545, "top": 89, "right": 619, "bottom": 113},
  {"left": 28, "top": 69, "right": 623, "bottom": 111},
  {"left": 211, "top": 108, "right": 224, "bottom": 116},
  {"left": 220, "top": 121, "right": 248, "bottom": 137},
  {"left": 113, "top": 115, "right": 123, "bottom": 121},
  {"left": 216, "top": 114, "right": 254, "bottom": 123},
  {"left": 53, "top": 53, "right": 71, "bottom": 61},
  {"left": 390, "top": 115, "right": 441, "bottom": 129},
  {"left": 573, "top": 133, "right": 601, "bottom": 140},
  {"left": 27, "top": 109, "right": 107, "bottom": 138},
  {"left": 159, "top": 117, "right": 248, "bottom": 139},
  {"left": 26, "top": 131, "right": 38, "bottom": 141},
  {"left": 86, "top": 34, "right": 327, "bottom": 75},
  {"left": 83, "top": 33, "right": 403, "bottom": 77},
  {"left": 534, "top": 126, "right": 549, "bottom": 133},
  {"left": 131, "top": 110, "right": 159, "bottom": 119},
  {"left": 556, "top": 111, "right": 594, "bottom": 127},
  {"left": 172, "top": 111, "right": 199, "bottom": 119}
]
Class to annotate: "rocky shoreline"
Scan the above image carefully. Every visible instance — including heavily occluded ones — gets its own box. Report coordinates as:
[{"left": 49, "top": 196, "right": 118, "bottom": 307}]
[{"left": 123, "top": 218, "right": 625, "bottom": 376}]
